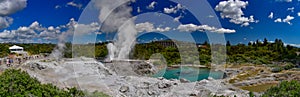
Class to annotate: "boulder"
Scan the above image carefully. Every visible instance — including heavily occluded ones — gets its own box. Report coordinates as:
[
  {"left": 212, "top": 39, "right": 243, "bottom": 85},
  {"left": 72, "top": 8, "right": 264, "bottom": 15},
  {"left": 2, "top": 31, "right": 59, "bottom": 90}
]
[
  {"left": 119, "top": 86, "right": 129, "bottom": 93},
  {"left": 147, "top": 91, "right": 156, "bottom": 96},
  {"left": 189, "top": 93, "right": 197, "bottom": 96},
  {"left": 157, "top": 77, "right": 164, "bottom": 80},
  {"left": 158, "top": 82, "right": 171, "bottom": 89},
  {"left": 180, "top": 78, "right": 190, "bottom": 83},
  {"left": 29, "top": 62, "right": 47, "bottom": 70}
]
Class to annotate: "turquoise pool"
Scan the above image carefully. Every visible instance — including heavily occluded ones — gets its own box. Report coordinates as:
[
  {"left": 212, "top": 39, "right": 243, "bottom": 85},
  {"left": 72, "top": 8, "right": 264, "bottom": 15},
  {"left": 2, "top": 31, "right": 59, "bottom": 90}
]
[{"left": 153, "top": 67, "right": 224, "bottom": 82}]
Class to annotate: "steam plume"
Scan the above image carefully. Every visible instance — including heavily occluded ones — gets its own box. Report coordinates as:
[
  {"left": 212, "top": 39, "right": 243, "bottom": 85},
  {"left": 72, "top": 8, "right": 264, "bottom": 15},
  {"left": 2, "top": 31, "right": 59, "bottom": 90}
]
[{"left": 94, "top": 0, "right": 137, "bottom": 60}]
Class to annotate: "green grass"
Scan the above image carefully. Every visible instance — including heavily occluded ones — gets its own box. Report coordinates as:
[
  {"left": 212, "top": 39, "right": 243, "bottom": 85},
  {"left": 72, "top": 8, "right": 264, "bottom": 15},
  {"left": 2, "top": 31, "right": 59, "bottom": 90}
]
[
  {"left": 229, "top": 68, "right": 262, "bottom": 83},
  {"left": 239, "top": 83, "right": 278, "bottom": 92},
  {"left": 84, "top": 91, "right": 111, "bottom": 97}
]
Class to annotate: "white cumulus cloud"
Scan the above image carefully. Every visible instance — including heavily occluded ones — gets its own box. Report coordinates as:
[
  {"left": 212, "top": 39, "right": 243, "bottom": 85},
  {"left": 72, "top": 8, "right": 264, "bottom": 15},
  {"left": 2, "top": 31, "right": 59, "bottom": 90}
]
[
  {"left": 67, "top": 1, "right": 82, "bottom": 9},
  {"left": 215, "top": 0, "right": 258, "bottom": 26},
  {"left": 55, "top": 5, "right": 61, "bottom": 9},
  {"left": 174, "top": 15, "right": 183, "bottom": 22},
  {"left": 137, "top": 7, "right": 141, "bottom": 13},
  {"left": 0, "top": 0, "right": 27, "bottom": 29},
  {"left": 147, "top": 1, "right": 157, "bottom": 9},
  {"left": 163, "top": 4, "right": 184, "bottom": 14},
  {"left": 0, "top": 0, "right": 27, "bottom": 16},
  {"left": 285, "top": 43, "right": 300, "bottom": 48},
  {"left": 283, "top": 15, "right": 294, "bottom": 25},
  {"left": 0, "top": 18, "right": 100, "bottom": 43},
  {"left": 274, "top": 15, "right": 294, "bottom": 25},
  {"left": 275, "top": 0, "right": 292, "bottom": 2},
  {"left": 135, "top": 22, "right": 171, "bottom": 32},
  {"left": 0, "top": 17, "right": 13, "bottom": 29},
  {"left": 287, "top": 7, "right": 294, "bottom": 12},
  {"left": 177, "top": 24, "right": 236, "bottom": 33},
  {"left": 274, "top": 18, "right": 282, "bottom": 22},
  {"left": 268, "top": 12, "right": 274, "bottom": 19}
]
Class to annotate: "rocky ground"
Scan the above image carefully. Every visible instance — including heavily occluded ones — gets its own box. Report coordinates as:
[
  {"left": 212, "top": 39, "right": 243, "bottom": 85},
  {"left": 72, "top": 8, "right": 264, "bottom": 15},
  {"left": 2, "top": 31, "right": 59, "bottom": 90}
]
[
  {"left": 5, "top": 57, "right": 300, "bottom": 96},
  {"left": 223, "top": 65, "right": 300, "bottom": 93},
  {"left": 15, "top": 57, "right": 253, "bottom": 97}
]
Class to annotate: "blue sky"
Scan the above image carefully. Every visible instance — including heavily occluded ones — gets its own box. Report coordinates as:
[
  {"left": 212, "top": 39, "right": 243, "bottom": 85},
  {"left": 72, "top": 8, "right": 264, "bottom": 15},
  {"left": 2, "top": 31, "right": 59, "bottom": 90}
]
[
  {"left": 10, "top": 0, "right": 87, "bottom": 29},
  {"left": 0, "top": 0, "right": 299, "bottom": 47}
]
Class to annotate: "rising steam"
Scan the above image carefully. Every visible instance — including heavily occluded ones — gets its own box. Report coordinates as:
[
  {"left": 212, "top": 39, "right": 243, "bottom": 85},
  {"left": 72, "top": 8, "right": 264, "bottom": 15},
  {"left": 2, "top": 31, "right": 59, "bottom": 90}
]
[
  {"left": 49, "top": 18, "right": 76, "bottom": 60},
  {"left": 50, "top": 0, "right": 138, "bottom": 60},
  {"left": 94, "top": 0, "right": 138, "bottom": 60}
]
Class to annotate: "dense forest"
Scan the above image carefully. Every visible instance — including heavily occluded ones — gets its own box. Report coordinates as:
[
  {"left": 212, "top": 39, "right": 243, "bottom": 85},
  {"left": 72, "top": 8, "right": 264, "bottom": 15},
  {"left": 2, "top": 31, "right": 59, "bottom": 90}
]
[
  {"left": 0, "top": 38, "right": 299, "bottom": 66},
  {"left": 132, "top": 38, "right": 300, "bottom": 66},
  {"left": 227, "top": 38, "right": 299, "bottom": 65}
]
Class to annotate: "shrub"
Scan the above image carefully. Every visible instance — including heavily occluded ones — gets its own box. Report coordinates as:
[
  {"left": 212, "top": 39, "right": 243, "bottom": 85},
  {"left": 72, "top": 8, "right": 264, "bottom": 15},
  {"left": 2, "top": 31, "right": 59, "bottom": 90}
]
[
  {"left": 271, "top": 67, "right": 282, "bottom": 73},
  {"left": 262, "top": 80, "right": 300, "bottom": 97},
  {"left": 0, "top": 69, "right": 109, "bottom": 97}
]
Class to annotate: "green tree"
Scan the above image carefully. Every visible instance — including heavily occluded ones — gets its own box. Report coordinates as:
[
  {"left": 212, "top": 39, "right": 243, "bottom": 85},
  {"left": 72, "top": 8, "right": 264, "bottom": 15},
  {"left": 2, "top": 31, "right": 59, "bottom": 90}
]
[
  {"left": 263, "top": 38, "right": 268, "bottom": 46},
  {"left": 226, "top": 41, "right": 231, "bottom": 46},
  {"left": 262, "top": 80, "right": 300, "bottom": 97}
]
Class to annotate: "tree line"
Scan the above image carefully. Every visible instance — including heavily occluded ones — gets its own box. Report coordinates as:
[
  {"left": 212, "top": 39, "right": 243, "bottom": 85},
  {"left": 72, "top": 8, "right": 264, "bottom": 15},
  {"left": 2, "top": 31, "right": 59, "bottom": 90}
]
[
  {"left": 132, "top": 38, "right": 300, "bottom": 66},
  {"left": 0, "top": 38, "right": 299, "bottom": 66},
  {"left": 0, "top": 43, "right": 56, "bottom": 57}
]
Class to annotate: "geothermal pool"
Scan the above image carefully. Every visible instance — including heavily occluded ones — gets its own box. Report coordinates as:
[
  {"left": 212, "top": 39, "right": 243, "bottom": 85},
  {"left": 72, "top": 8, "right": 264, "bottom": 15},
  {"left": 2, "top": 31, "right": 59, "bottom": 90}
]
[{"left": 153, "top": 67, "right": 224, "bottom": 82}]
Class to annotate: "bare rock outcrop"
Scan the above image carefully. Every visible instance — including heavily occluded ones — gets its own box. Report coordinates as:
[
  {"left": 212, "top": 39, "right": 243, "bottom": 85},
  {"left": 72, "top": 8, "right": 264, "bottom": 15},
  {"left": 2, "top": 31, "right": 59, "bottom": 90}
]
[{"left": 20, "top": 58, "right": 251, "bottom": 97}]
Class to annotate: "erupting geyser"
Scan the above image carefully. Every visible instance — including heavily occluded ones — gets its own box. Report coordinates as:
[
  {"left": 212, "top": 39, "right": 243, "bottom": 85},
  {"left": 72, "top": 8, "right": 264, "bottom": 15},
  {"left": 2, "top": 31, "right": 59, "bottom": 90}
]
[
  {"left": 107, "top": 43, "right": 116, "bottom": 61},
  {"left": 95, "top": 0, "right": 138, "bottom": 61},
  {"left": 49, "top": 18, "right": 76, "bottom": 60}
]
